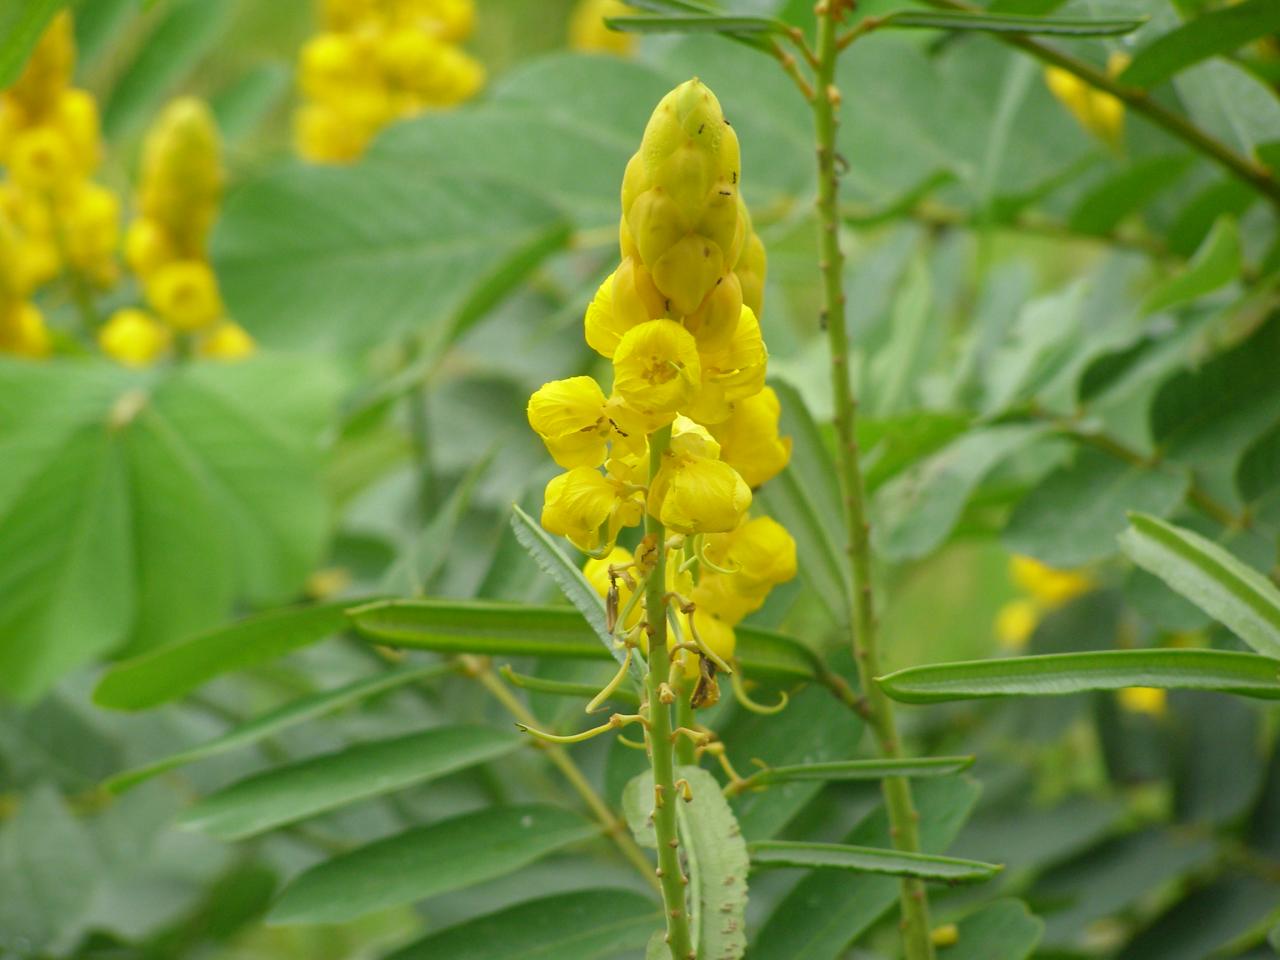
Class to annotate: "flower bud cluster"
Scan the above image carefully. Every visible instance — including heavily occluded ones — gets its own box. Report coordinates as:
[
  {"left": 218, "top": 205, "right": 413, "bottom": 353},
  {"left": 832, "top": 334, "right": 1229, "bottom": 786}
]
[
  {"left": 527, "top": 79, "right": 796, "bottom": 677},
  {"left": 295, "top": 0, "right": 484, "bottom": 163}
]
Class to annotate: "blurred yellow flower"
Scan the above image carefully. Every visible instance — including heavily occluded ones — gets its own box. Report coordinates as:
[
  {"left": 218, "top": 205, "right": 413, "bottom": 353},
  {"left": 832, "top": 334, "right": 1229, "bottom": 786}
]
[
  {"left": 1118, "top": 686, "right": 1167, "bottom": 717},
  {"left": 98, "top": 309, "right": 171, "bottom": 368}
]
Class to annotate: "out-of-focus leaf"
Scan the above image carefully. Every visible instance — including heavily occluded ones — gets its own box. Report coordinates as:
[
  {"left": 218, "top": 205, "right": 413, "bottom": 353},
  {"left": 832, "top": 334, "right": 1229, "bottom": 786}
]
[
  {"left": 878, "top": 648, "right": 1280, "bottom": 704},
  {"left": 1004, "top": 448, "right": 1188, "bottom": 567},
  {"left": 269, "top": 805, "right": 598, "bottom": 925},
  {"left": 749, "top": 841, "right": 1002, "bottom": 882},
  {"left": 383, "top": 889, "right": 660, "bottom": 960},
  {"left": 1067, "top": 156, "right": 1192, "bottom": 235},
  {"left": 1117, "top": 875, "right": 1280, "bottom": 960},
  {"left": 1168, "top": 690, "right": 1264, "bottom": 826},
  {"left": 0, "top": 0, "right": 64, "bottom": 86},
  {"left": 210, "top": 62, "right": 290, "bottom": 142},
  {"left": 751, "top": 776, "right": 981, "bottom": 960},
  {"left": 859, "top": 411, "right": 971, "bottom": 494},
  {"left": 879, "top": 10, "right": 1144, "bottom": 36},
  {"left": 94, "top": 600, "right": 359, "bottom": 711},
  {"left": 1119, "top": 512, "right": 1280, "bottom": 659},
  {"left": 944, "top": 899, "right": 1043, "bottom": 960},
  {"left": 875, "top": 423, "right": 1046, "bottom": 561},
  {"left": 1168, "top": 180, "right": 1257, "bottom": 258},
  {"left": 1120, "top": 0, "right": 1280, "bottom": 89},
  {"left": 743, "top": 756, "right": 974, "bottom": 788},
  {"left": 1238, "top": 421, "right": 1280, "bottom": 507},
  {"left": 213, "top": 164, "right": 570, "bottom": 352},
  {"left": 178, "top": 725, "right": 520, "bottom": 840},
  {"left": 1175, "top": 59, "right": 1280, "bottom": 158},
  {"left": 951, "top": 796, "right": 1123, "bottom": 878},
  {"left": 105, "top": 663, "right": 454, "bottom": 793},
  {"left": 1141, "top": 217, "right": 1240, "bottom": 315}
]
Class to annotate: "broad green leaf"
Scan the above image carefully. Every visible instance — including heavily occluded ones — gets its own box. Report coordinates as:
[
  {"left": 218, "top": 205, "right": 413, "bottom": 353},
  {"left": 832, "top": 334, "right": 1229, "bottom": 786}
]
[
  {"left": 178, "top": 725, "right": 520, "bottom": 840},
  {"left": 749, "top": 841, "right": 1002, "bottom": 883},
  {"left": 105, "top": 663, "right": 454, "bottom": 793},
  {"left": 94, "top": 599, "right": 359, "bottom": 711},
  {"left": 1003, "top": 447, "right": 1188, "bottom": 567},
  {"left": 945, "top": 899, "right": 1043, "bottom": 960},
  {"left": 879, "top": 10, "right": 1143, "bottom": 36},
  {"left": 1119, "top": 875, "right": 1280, "bottom": 960},
  {"left": 1066, "top": 156, "right": 1192, "bottom": 236},
  {"left": 383, "top": 889, "right": 660, "bottom": 960},
  {"left": 0, "top": 0, "right": 64, "bottom": 87},
  {"left": 1121, "top": 0, "right": 1280, "bottom": 89},
  {"left": 858, "top": 411, "right": 971, "bottom": 494},
  {"left": 0, "top": 784, "right": 98, "bottom": 952},
  {"left": 101, "top": 0, "right": 234, "bottom": 137},
  {"left": 213, "top": 164, "right": 570, "bottom": 352},
  {"left": 1169, "top": 691, "right": 1263, "bottom": 826},
  {"left": 269, "top": 804, "right": 598, "bottom": 925},
  {"left": 1174, "top": 59, "right": 1280, "bottom": 159},
  {"left": 1119, "top": 513, "right": 1280, "bottom": 659},
  {"left": 874, "top": 423, "right": 1046, "bottom": 561},
  {"left": 950, "top": 796, "right": 1123, "bottom": 879},
  {"left": 1237, "top": 421, "right": 1280, "bottom": 507},
  {"left": 1141, "top": 217, "right": 1241, "bottom": 315},
  {"left": 349, "top": 599, "right": 818, "bottom": 681},
  {"left": 743, "top": 756, "right": 974, "bottom": 789},
  {"left": 878, "top": 648, "right": 1280, "bottom": 704},
  {"left": 678, "top": 767, "right": 749, "bottom": 959},
  {"left": 751, "top": 776, "right": 982, "bottom": 959},
  {"left": 1168, "top": 180, "right": 1256, "bottom": 258}
]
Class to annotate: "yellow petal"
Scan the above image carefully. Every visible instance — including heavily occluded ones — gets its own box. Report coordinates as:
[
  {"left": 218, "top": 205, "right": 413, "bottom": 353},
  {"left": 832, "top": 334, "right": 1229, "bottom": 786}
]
[
  {"left": 611, "top": 318, "right": 701, "bottom": 421},
  {"left": 541, "top": 467, "right": 619, "bottom": 552},
  {"left": 657, "top": 458, "right": 750, "bottom": 534}
]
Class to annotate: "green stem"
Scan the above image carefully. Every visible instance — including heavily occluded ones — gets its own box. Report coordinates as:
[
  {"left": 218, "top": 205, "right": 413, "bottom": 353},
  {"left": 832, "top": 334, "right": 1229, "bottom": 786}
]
[
  {"left": 812, "top": 7, "right": 935, "bottom": 960},
  {"left": 675, "top": 692, "right": 696, "bottom": 766},
  {"left": 917, "top": 0, "right": 1280, "bottom": 211},
  {"left": 645, "top": 423, "right": 695, "bottom": 960}
]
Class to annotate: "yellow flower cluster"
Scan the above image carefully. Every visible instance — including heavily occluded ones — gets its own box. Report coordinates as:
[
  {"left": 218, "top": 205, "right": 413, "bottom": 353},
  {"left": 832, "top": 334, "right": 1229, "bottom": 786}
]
[
  {"left": 111, "top": 98, "right": 254, "bottom": 366},
  {"left": 994, "top": 554, "right": 1093, "bottom": 652},
  {"left": 295, "top": 0, "right": 484, "bottom": 163},
  {"left": 529, "top": 79, "right": 795, "bottom": 678},
  {"left": 0, "top": 12, "right": 115, "bottom": 355},
  {"left": 1044, "top": 52, "right": 1130, "bottom": 151},
  {"left": 568, "top": 0, "right": 636, "bottom": 57}
]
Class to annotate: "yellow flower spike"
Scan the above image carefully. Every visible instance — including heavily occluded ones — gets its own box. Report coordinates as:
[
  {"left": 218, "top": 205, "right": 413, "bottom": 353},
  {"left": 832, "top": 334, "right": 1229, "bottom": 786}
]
[
  {"left": 125, "top": 218, "right": 176, "bottom": 278},
  {"left": 994, "top": 598, "right": 1039, "bottom": 652},
  {"left": 146, "top": 259, "right": 224, "bottom": 331},
  {"left": 98, "top": 309, "right": 172, "bottom": 368},
  {"left": 569, "top": 0, "right": 636, "bottom": 56},
  {"left": 708, "top": 385, "right": 792, "bottom": 489},
  {"left": 527, "top": 375, "right": 611, "bottom": 468},
  {"left": 54, "top": 89, "right": 101, "bottom": 175},
  {"left": 687, "top": 304, "right": 768, "bottom": 424},
  {"left": 651, "top": 233, "right": 725, "bottom": 318},
  {"left": 8, "top": 125, "right": 74, "bottom": 192},
  {"left": 735, "top": 219, "right": 767, "bottom": 318},
  {"left": 0, "top": 303, "right": 52, "bottom": 358},
  {"left": 612, "top": 318, "right": 701, "bottom": 421},
  {"left": 197, "top": 321, "right": 256, "bottom": 361},
  {"left": 61, "top": 183, "right": 121, "bottom": 286},
  {"left": 684, "top": 272, "right": 743, "bottom": 356},
  {"left": 138, "top": 98, "right": 223, "bottom": 258},
  {"left": 611, "top": 255, "right": 668, "bottom": 327},
  {"left": 1009, "top": 555, "right": 1093, "bottom": 608},
  {"left": 1118, "top": 686, "right": 1167, "bottom": 718}
]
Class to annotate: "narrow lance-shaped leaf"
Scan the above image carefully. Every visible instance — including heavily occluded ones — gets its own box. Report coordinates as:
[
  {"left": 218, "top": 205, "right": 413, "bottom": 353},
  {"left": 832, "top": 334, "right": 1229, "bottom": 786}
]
[
  {"left": 1119, "top": 512, "right": 1280, "bottom": 660},
  {"left": 878, "top": 10, "right": 1145, "bottom": 36},
  {"left": 606, "top": 14, "right": 785, "bottom": 35},
  {"left": 749, "top": 840, "right": 1003, "bottom": 883},
  {"left": 879, "top": 648, "right": 1280, "bottom": 704},
  {"left": 1119, "top": 0, "right": 1280, "bottom": 89},
  {"left": 743, "top": 756, "right": 974, "bottom": 788}
]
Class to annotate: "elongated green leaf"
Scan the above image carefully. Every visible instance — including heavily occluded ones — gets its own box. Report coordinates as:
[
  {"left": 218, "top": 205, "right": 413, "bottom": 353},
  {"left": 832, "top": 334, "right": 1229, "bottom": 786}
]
[
  {"left": 750, "top": 840, "right": 1002, "bottom": 883},
  {"left": 348, "top": 599, "right": 817, "bottom": 681},
  {"left": 1067, "top": 156, "right": 1192, "bottom": 236},
  {"left": 179, "top": 725, "right": 520, "bottom": 841},
  {"left": 606, "top": 14, "right": 784, "bottom": 35},
  {"left": 1141, "top": 216, "right": 1240, "bottom": 315},
  {"left": 269, "top": 805, "right": 598, "bottom": 925},
  {"left": 94, "top": 600, "right": 360, "bottom": 711},
  {"left": 1120, "top": 0, "right": 1280, "bottom": 89},
  {"left": 105, "top": 663, "right": 454, "bottom": 793},
  {"left": 1119, "top": 513, "right": 1280, "bottom": 659},
  {"left": 879, "top": 10, "right": 1144, "bottom": 36},
  {"left": 383, "top": 889, "right": 660, "bottom": 960},
  {"left": 879, "top": 649, "right": 1280, "bottom": 704},
  {"left": 946, "top": 900, "right": 1043, "bottom": 960},
  {"left": 745, "top": 756, "right": 974, "bottom": 788},
  {"left": 0, "top": 0, "right": 64, "bottom": 87}
]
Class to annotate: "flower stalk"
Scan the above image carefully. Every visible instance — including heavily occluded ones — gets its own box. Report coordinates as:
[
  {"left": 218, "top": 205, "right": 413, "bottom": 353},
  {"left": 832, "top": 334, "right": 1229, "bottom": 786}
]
[{"left": 812, "top": 4, "right": 935, "bottom": 958}]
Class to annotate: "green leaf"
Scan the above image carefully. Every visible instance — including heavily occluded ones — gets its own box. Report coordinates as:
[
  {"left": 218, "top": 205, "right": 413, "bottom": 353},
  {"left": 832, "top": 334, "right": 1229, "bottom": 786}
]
[
  {"left": 213, "top": 164, "right": 570, "bottom": 352},
  {"left": 1174, "top": 59, "right": 1280, "bottom": 159},
  {"left": 1003, "top": 447, "right": 1189, "bottom": 567},
  {"left": 749, "top": 840, "right": 1002, "bottom": 883},
  {"left": 383, "top": 889, "right": 660, "bottom": 960},
  {"left": 1169, "top": 691, "right": 1264, "bottom": 826},
  {"left": 178, "top": 725, "right": 520, "bottom": 841},
  {"left": 606, "top": 13, "right": 784, "bottom": 35},
  {"left": 1237, "top": 421, "right": 1280, "bottom": 507},
  {"left": 94, "top": 599, "right": 358, "bottom": 711},
  {"left": 744, "top": 756, "right": 974, "bottom": 788},
  {"left": 1119, "top": 513, "right": 1280, "bottom": 659},
  {"left": 945, "top": 899, "right": 1043, "bottom": 960},
  {"left": 1118, "top": 875, "right": 1280, "bottom": 960},
  {"left": 104, "top": 663, "right": 454, "bottom": 793},
  {"left": 874, "top": 423, "right": 1046, "bottom": 561},
  {"left": 878, "top": 648, "right": 1280, "bottom": 704},
  {"left": 268, "top": 804, "right": 598, "bottom": 925},
  {"left": 1120, "top": 0, "right": 1280, "bottom": 89},
  {"left": 0, "top": 0, "right": 64, "bottom": 87},
  {"left": 878, "top": 10, "right": 1145, "bottom": 36},
  {"left": 751, "top": 776, "right": 982, "bottom": 960},
  {"left": 1066, "top": 156, "right": 1192, "bottom": 236},
  {"left": 210, "top": 61, "right": 291, "bottom": 142},
  {"left": 858, "top": 411, "right": 971, "bottom": 494},
  {"left": 1141, "top": 217, "right": 1241, "bottom": 315},
  {"left": 348, "top": 599, "right": 817, "bottom": 681}
]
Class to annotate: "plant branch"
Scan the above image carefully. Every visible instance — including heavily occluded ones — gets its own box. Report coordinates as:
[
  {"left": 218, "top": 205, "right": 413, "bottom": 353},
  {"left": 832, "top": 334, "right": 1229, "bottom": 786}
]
[
  {"left": 915, "top": 0, "right": 1280, "bottom": 210},
  {"left": 811, "top": 5, "right": 936, "bottom": 959}
]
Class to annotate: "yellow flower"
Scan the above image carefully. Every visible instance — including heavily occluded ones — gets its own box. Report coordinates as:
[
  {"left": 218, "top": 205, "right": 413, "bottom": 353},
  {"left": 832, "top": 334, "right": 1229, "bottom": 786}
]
[
  {"left": 670, "top": 607, "right": 735, "bottom": 678},
  {"left": 60, "top": 182, "right": 120, "bottom": 286},
  {"left": 1010, "top": 555, "right": 1092, "bottom": 608},
  {"left": 569, "top": 0, "right": 636, "bottom": 56},
  {"left": 197, "top": 321, "right": 256, "bottom": 361},
  {"left": 99, "top": 309, "right": 171, "bottom": 368},
  {"left": 611, "top": 319, "right": 701, "bottom": 422},
  {"left": 1118, "top": 686, "right": 1167, "bottom": 718},
  {"left": 649, "top": 418, "right": 751, "bottom": 534},
  {"left": 583, "top": 545, "right": 643, "bottom": 629},
  {"left": 53, "top": 89, "right": 101, "bottom": 175},
  {"left": 707, "top": 385, "right": 791, "bottom": 488},
  {"left": 1044, "top": 52, "right": 1129, "bottom": 151},
  {"left": 295, "top": 102, "right": 372, "bottom": 164},
  {"left": 137, "top": 98, "right": 223, "bottom": 258},
  {"left": 527, "top": 375, "right": 647, "bottom": 469},
  {"left": 703, "top": 515, "right": 796, "bottom": 595},
  {"left": 146, "top": 259, "right": 224, "bottom": 331},
  {"left": 690, "top": 571, "right": 760, "bottom": 625},
  {"left": 0, "top": 303, "right": 51, "bottom": 358},
  {"left": 685, "top": 304, "right": 767, "bottom": 424},
  {"left": 7, "top": 125, "right": 74, "bottom": 192},
  {"left": 125, "top": 217, "right": 176, "bottom": 278},
  {"left": 542, "top": 466, "right": 642, "bottom": 553},
  {"left": 735, "top": 215, "right": 767, "bottom": 318},
  {"left": 994, "top": 599, "right": 1038, "bottom": 652}
]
